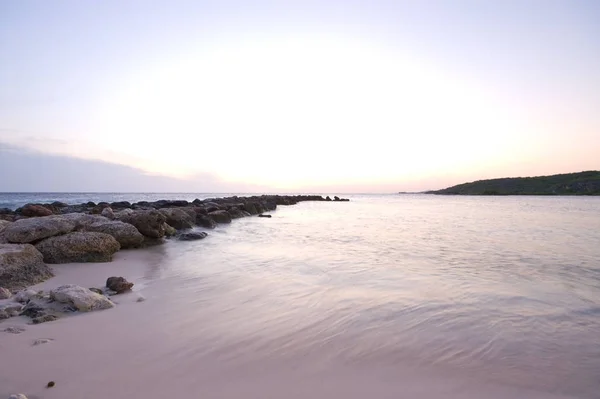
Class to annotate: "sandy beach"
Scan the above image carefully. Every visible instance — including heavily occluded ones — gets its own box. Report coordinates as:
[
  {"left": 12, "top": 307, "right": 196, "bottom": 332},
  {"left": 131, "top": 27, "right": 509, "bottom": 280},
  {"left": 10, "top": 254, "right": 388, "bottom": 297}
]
[{"left": 1, "top": 245, "right": 579, "bottom": 399}]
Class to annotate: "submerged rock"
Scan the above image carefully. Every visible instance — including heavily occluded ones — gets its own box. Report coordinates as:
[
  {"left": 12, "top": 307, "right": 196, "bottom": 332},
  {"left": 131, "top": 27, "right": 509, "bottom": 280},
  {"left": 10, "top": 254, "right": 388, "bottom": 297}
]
[
  {"left": 4, "top": 215, "right": 76, "bottom": 243},
  {"left": 8, "top": 394, "right": 28, "bottom": 399},
  {"left": 177, "top": 231, "right": 208, "bottom": 241},
  {"left": 89, "top": 287, "right": 104, "bottom": 295},
  {"left": 106, "top": 276, "right": 133, "bottom": 294},
  {"left": 0, "top": 244, "right": 53, "bottom": 290},
  {"left": 35, "top": 232, "right": 120, "bottom": 264},
  {"left": 50, "top": 285, "right": 114, "bottom": 311},
  {"left": 258, "top": 214, "right": 272, "bottom": 218},
  {"left": 33, "top": 338, "right": 53, "bottom": 346},
  {"left": 31, "top": 314, "right": 59, "bottom": 324},
  {"left": 3, "top": 326, "right": 26, "bottom": 334}
]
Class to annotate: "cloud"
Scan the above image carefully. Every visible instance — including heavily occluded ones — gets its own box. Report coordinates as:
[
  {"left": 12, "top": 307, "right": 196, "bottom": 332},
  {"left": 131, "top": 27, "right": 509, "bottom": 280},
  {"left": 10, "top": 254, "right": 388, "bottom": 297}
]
[{"left": 0, "top": 142, "right": 269, "bottom": 193}]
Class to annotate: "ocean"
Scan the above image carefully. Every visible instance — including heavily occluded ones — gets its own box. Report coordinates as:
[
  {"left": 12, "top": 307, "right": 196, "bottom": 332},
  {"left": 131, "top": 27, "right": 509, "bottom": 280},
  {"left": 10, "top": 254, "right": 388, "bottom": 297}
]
[{"left": 2, "top": 193, "right": 599, "bottom": 398}]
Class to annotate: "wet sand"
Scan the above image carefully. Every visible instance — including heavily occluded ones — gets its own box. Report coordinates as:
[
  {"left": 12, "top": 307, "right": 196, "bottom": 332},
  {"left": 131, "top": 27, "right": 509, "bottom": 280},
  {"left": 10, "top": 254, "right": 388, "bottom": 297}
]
[{"left": 0, "top": 249, "right": 578, "bottom": 399}]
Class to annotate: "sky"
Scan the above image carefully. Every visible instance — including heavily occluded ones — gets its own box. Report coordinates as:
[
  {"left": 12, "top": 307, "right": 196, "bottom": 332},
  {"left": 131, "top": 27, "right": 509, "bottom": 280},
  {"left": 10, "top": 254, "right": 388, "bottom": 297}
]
[{"left": 1, "top": 0, "right": 599, "bottom": 192}]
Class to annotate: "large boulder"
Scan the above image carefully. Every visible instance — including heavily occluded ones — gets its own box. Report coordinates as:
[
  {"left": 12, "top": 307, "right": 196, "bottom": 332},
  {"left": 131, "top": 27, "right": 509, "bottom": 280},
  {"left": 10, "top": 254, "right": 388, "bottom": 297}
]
[
  {"left": 35, "top": 232, "right": 120, "bottom": 264},
  {"left": 4, "top": 215, "right": 76, "bottom": 243},
  {"left": 208, "top": 210, "right": 232, "bottom": 224},
  {"left": 116, "top": 210, "right": 166, "bottom": 238},
  {"left": 50, "top": 285, "right": 114, "bottom": 311},
  {"left": 158, "top": 208, "right": 195, "bottom": 230},
  {"left": 0, "top": 244, "right": 53, "bottom": 290},
  {"left": 80, "top": 220, "right": 144, "bottom": 249},
  {"left": 0, "top": 220, "right": 12, "bottom": 234},
  {"left": 227, "top": 207, "right": 246, "bottom": 219},
  {"left": 242, "top": 202, "right": 259, "bottom": 215},
  {"left": 0, "top": 220, "right": 10, "bottom": 244},
  {"left": 20, "top": 204, "right": 53, "bottom": 217},
  {"left": 60, "top": 213, "right": 110, "bottom": 228},
  {"left": 196, "top": 215, "right": 217, "bottom": 229},
  {"left": 101, "top": 207, "right": 115, "bottom": 219}
]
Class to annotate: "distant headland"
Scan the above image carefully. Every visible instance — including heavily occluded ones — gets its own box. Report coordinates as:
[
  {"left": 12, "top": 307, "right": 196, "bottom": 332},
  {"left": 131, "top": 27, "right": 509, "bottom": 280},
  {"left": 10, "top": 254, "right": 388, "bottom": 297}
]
[{"left": 426, "top": 171, "right": 600, "bottom": 196}]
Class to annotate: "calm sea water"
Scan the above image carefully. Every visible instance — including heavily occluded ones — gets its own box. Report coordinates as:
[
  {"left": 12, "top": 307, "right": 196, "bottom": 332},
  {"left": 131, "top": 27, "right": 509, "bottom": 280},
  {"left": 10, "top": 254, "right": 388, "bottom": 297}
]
[{"left": 4, "top": 193, "right": 600, "bottom": 397}]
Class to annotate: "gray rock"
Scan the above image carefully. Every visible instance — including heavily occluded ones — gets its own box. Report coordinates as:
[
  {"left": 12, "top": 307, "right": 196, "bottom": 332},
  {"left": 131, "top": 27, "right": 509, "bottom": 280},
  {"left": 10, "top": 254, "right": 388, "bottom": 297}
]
[
  {"left": 0, "top": 220, "right": 8, "bottom": 243},
  {"left": 227, "top": 207, "right": 245, "bottom": 219},
  {"left": 8, "top": 394, "right": 28, "bottom": 399},
  {"left": 196, "top": 215, "right": 217, "bottom": 229},
  {"left": 114, "top": 208, "right": 134, "bottom": 218},
  {"left": 35, "top": 232, "right": 120, "bottom": 263},
  {"left": 13, "top": 289, "right": 38, "bottom": 303},
  {"left": 178, "top": 231, "right": 208, "bottom": 241},
  {"left": 242, "top": 202, "right": 259, "bottom": 215},
  {"left": 101, "top": 207, "right": 115, "bottom": 219},
  {"left": 158, "top": 208, "right": 195, "bottom": 230},
  {"left": 208, "top": 210, "right": 232, "bottom": 224},
  {"left": 0, "top": 220, "right": 11, "bottom": 234},
  {"left": 116, "top": 210, "right": 166, "bottom": 238},
  {"left": 0, "top": 287, "right": 11, "bottom": 299},
  {"left": 0, "top": 309, "right": 9, "bottom": 320},
  {"left": 106, "top": 276, "right": 133, "bottom": 293},
  {"left": 60, "top": 213, "right": 110, "bottom": 228},
  {"left": 80, "top": 221, "right": 144, "bottom": 249},
  {"left": 50, "top": 284, "right": 114, "bottom": 311},
  {"left": 89, "top": 287, "right": 104, "bottom": 295},
  {"left": 0, "top": 244, "right": 53, "bottom": 290},
  {"left": 4, "top": 215, "right": 76, "bottom": 243}
]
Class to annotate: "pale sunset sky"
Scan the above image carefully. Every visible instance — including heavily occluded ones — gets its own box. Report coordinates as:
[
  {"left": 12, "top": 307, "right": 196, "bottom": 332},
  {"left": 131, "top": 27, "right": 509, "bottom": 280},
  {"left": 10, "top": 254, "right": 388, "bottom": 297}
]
[{"left": 1, "top": 0, "right": 598, "bottom": 192}]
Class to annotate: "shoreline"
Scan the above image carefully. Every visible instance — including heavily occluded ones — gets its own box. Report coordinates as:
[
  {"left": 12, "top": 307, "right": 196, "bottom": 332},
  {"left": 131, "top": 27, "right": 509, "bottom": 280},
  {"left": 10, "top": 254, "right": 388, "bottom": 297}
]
[
  {"left": 1, "top": 245, "right": 576, "bottom": 399},
  {"left": 1, "top": 195, "right": 349, "bottom": 326}
]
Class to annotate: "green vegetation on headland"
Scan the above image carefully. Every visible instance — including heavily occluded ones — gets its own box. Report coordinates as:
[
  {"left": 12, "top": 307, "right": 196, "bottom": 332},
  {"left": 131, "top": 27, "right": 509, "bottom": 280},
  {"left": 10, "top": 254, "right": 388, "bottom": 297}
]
[{"left": 427, "top": 171, "right": 600, "bottom": 195}]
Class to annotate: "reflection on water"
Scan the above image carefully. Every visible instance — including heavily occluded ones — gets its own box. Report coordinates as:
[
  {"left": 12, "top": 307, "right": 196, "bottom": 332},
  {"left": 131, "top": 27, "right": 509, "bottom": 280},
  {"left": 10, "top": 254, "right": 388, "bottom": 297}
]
[{"left": 125, "top": 196, "right": 600, "bottom": 397}]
